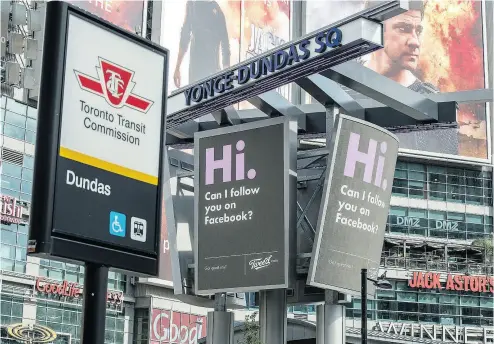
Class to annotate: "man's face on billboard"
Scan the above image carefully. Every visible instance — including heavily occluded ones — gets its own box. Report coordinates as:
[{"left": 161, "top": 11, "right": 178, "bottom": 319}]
[{"left": 383, "top": 10, "right": 423, "bottom": 71}]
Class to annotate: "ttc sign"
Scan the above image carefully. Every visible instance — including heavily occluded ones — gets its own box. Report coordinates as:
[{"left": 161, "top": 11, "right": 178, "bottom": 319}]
[{"left": 28, "top": 2, "right": 168, "bottom": 275}]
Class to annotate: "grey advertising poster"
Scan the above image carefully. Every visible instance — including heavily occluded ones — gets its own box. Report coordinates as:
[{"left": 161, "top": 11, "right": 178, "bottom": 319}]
[
  {"left": 194, "top": 117, "right": 296, "bottom": 295},
  {"left": 308, "top": 114, "right": 399, "bottom": 296}
]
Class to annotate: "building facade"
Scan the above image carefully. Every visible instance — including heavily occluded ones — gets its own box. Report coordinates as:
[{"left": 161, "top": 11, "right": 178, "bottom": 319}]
[{"left": 2, "top": 92, "right": 492, "bottom": 343}]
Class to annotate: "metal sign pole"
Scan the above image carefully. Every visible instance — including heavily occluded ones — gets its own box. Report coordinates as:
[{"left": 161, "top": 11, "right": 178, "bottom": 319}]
[
  {"left": 206, "top": 293, "right": 234, "bottom": 344},
  {"left": 80, "top": 263, "right": 109, "bottom": 344},
  {"left": 259, "top": 289, "right": 287, "bottom": 344}
]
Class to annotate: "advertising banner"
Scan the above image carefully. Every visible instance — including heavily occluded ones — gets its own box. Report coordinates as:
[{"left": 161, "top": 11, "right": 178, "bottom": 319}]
[
  {"left": 308, "top": 114, "right": 399, "bottom": 295},
  {"left": 28, "top": 2, "right": 168, "bottom": 275},
  {"left": 161, "top": 0, "right": 241, "bottom": 93},
  {"left": 305, "top": 0, "right": 488, "bottom": 160},
  {"left": 239, "top": 0, "right": 291, "bottom": 109},
  {"left": 194, "top": 117, "right": 296, "bottom": 294},
  {"left": 161, "top": 0, "right": 291, "bottom": 101},
  {"left": 67, "top": 0, "right": 144, "bottom": 33},
  {"left": 150, "top": 309, "right": 206, "bottom": 344}
]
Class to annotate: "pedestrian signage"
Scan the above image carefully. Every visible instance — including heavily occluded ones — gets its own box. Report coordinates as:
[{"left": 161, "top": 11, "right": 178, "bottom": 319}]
[
  {"left": 308, "top": 114, "right": 399, "bottom": 295},
  {"left": 194, "top": 117, "right": 297, "bottom": 294},
  {"left": 28, "top": 2, "right": 168, "bottom": 275}
]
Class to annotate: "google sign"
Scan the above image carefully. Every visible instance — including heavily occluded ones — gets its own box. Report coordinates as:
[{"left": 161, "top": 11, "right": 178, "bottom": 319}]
[{"left": 150, "top": 309, "right": 206, "bottom": 344}]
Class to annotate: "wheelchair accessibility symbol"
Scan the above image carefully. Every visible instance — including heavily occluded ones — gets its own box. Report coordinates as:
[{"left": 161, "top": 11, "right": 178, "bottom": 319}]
[{"left": 109, "top": 211, "right": 126, "bottom": 237}]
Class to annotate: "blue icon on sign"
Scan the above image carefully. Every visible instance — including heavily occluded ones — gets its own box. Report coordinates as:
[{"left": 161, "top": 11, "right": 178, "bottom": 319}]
[{"left": 109, "top": 211, "right": 126, "bottom": 237}]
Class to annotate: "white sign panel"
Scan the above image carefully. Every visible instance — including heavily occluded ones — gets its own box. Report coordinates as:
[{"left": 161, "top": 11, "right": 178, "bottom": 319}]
[{"left": 60, "top": 14, "right": 164, "bottom": 181}]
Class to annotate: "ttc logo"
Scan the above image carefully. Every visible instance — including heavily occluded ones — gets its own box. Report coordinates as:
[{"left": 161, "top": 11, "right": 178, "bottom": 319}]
[
  {"left": 204, "top": 140, "right": 256, "bottom": 185},
  {"left": 74, "top": 57, "right": 153, "bottom": 113},
  {"left": 343, "top": 132, "right": 389, "bottom": 190}
]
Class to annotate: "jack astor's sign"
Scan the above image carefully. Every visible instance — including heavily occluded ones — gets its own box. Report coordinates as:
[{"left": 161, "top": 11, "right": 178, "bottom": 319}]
[
  {"left": 35, "top": 278, "right": 124, "bottom": 307},
  {"left": 1, "top": 195, "right": 25, "bottom": 224},
  {"left": 408, "top": 272, "right": 494, "bottom": 293}
]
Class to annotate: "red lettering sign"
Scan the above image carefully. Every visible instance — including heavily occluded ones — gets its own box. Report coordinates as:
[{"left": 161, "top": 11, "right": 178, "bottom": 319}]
[
  {"left": 408, "top": 272, "right": 494, "bottom": 293},
  {"left": 150, "top": 309, "right": 207, "bottom": 344},
  {"left": 0, "top": 195, "right": 24, "bottom": 224},
  {"left": 35, "top": 278, "right": 124, "bottom": 307}
]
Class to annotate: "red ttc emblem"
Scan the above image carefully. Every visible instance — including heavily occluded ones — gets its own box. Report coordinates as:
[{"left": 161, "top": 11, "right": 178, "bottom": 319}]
[{"left": 74, "top": 58, "right": 153, "bottom": 113}]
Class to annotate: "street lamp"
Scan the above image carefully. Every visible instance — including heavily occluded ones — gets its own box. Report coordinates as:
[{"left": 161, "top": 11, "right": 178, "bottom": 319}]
[{"left": 361, "top": 269, "right": 392, "bottom": 344}]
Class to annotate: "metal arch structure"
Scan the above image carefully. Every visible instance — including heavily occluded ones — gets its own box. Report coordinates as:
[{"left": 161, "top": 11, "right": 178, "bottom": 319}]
[{"left": 166, "top": 1, "right": 410, "bottom": 126}]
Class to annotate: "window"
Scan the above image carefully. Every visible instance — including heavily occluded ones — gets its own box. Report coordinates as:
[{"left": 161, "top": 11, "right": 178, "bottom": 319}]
[
  {"left": 347, "top": 281, "right": 494, "bottom": 327},
  {"left": 3, "top": 123, "right": 25, "bottom": 140},
  {"left": 392, "top": 161, "right": 492, "bottom": 206},
  {"left": 2, "top": 162, "right": 22, "bottom": 178},
  {"left": 6, "top": 98, "right": 27, "bottom": 115},
  {"left": 387, "top": 206, "right": 493, "bottom": 240},
  {"left": 0, "top": 296, "right": 24, "bottom": 327},
  {"left": 39, "top": 260, "right": 126, "bottom": 293},
  {"left": 36, "top": 302, "right": 126, "bottom": 344},
  {"left": 23, "top": 155, "right": 34, "bottom": 169}
]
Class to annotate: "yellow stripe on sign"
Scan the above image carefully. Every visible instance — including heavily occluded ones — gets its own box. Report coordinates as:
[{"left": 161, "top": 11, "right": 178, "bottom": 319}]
[{"left": 59, "top": 147, "right": 158, "bottom": 185}]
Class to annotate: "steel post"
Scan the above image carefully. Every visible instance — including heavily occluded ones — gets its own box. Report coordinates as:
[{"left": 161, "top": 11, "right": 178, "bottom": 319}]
[
  {"left": 81, "top": 263, "right": 109, "bottom": 344},
  {"left": 259, "top": 289, "right": 287, "bottom": 344},
  {"left": 206, "top": 293, "right": 234, "bottom": 344}
]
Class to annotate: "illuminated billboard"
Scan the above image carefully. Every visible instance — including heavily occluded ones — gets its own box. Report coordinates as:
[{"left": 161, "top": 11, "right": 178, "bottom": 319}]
[
  {"left": 239, "top": 0, "right": 291, "bottom": 108},
  {"left": 161, "top": 0, "right": 241, "bottom": 93},
  {"left": 305, "top": 0, "right": 488, "bottom": 161},
  {"left": 67, "top": 0, "right": 144, "bottom": 33},
  {"left": 161, "top": 0, "right": 291, "bottom": 103}
]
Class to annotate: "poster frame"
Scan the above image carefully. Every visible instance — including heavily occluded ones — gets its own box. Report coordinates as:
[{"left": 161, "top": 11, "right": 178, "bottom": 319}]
[
  {"left": 307, "top": 113, "right": 399, "bottom": 296},
  {"left": 193, "top": 116, "right": 297, "bottom": 295}
]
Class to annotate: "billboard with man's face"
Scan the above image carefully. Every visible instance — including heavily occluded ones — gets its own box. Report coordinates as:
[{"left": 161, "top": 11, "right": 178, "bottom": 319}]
[{"left": 306, "top": 0, "right": 488, "bottom": 160}]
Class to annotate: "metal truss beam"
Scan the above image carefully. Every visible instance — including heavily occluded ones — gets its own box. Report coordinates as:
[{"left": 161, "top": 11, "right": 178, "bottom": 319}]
[
  {"left": 248, "top": 91, "right": 307, "bottom": 131},
  {"left": 165, "top": 99, "right": 457, "bottom": 145},
  {"left": 428, "top": 89, "right": 493, "bottom": 104},
  {"left": 296, "top": 74, "right": 365, "bottom": 119},
  {"left": 321, "top": 61, "right": 439, "bottom": 122},
  {"left": 211, "top": 105, "right": 241, "bottom": 126}
]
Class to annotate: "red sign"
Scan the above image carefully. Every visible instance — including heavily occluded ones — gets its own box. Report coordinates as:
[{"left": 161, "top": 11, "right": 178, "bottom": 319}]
[
  {"left": 408, "top": 272, "right": 494, "bottom": 293},
  {"left": 35, "top": 278, "right": 124, "bottom": 307},
  {"left": 150, "top": 309, "right": 207, "bottom": 344},
  {"left": 75, "top": 57, "right": 153, "bottom": 113},
  {"left": 1, "top": 195, "right": 24, "bottom": 224}
]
